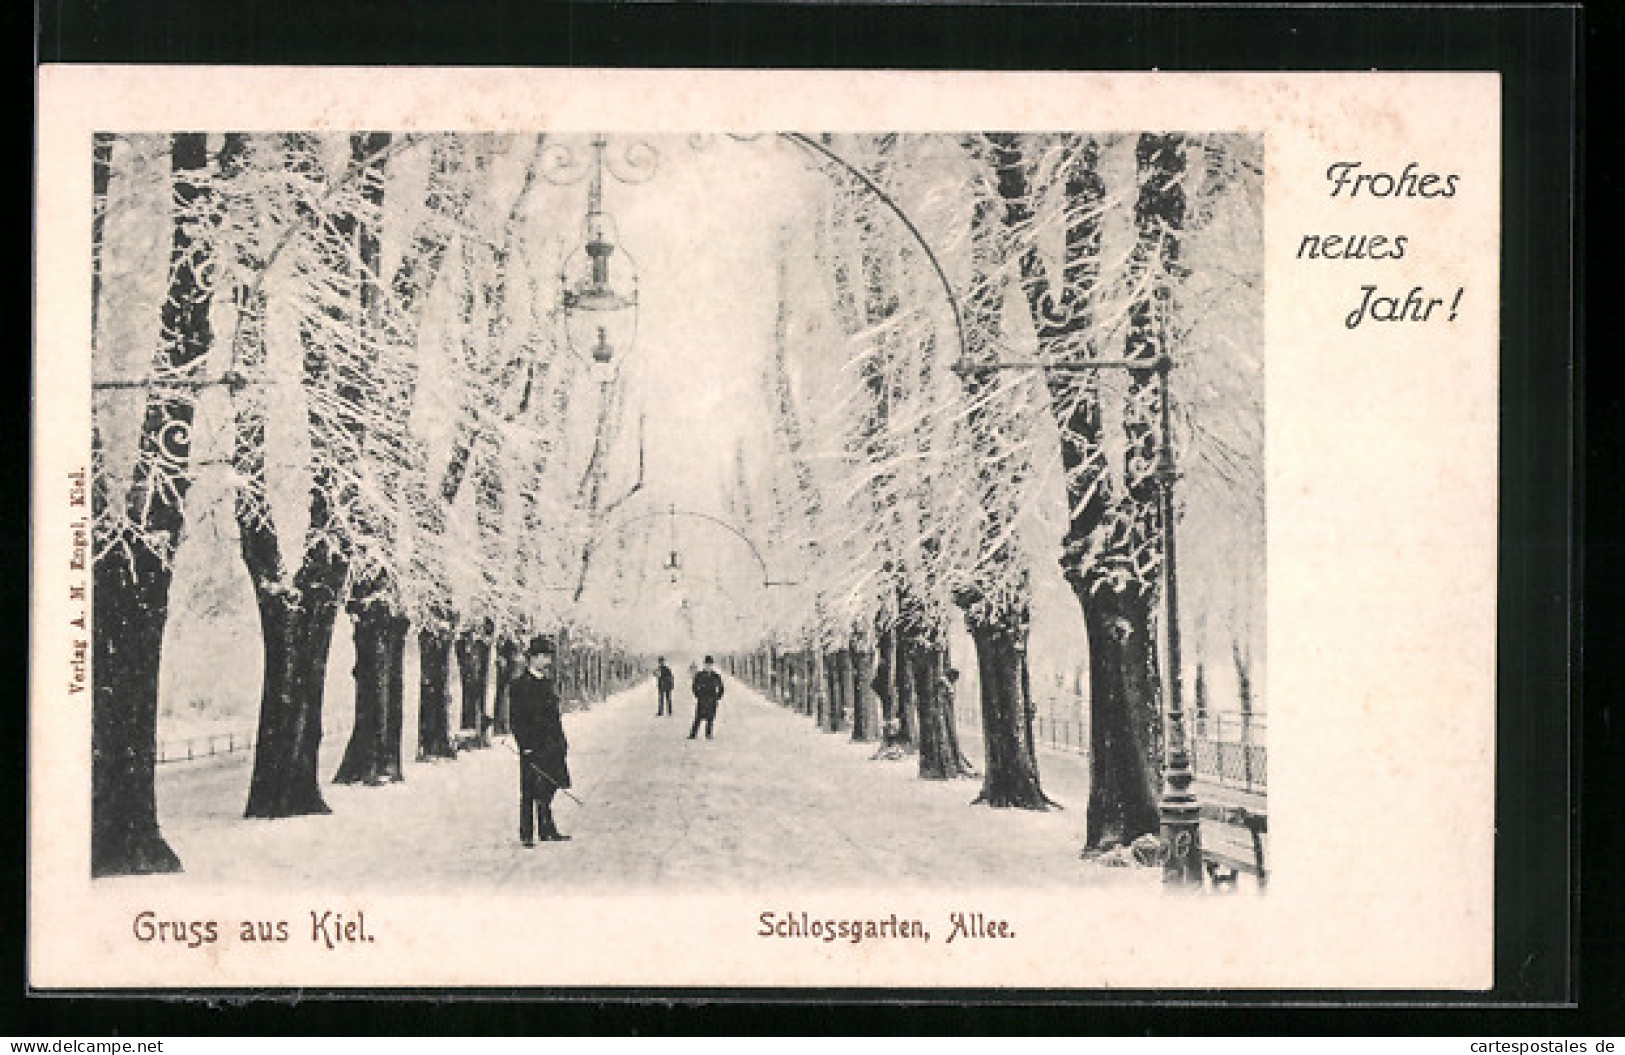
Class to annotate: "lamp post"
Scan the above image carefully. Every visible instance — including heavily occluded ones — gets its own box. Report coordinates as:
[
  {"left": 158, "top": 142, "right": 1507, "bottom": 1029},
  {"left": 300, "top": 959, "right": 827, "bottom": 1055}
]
[{"left": 954, "top": 352, "right": 1200, "bottom": 887}]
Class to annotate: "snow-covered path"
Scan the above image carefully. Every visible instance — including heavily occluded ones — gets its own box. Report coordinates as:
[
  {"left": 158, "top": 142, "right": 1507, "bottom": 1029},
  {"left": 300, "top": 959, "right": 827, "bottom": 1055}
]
[{"left": 155, "top": 676, "right": 1152, "bottom": 891}]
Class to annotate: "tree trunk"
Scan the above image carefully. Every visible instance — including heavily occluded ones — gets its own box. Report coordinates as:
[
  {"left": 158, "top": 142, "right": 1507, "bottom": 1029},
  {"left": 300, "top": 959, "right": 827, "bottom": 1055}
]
[
  {"left": 838, "top": 649, "right": 853, "bottom": 732},
  {"left": 811, "top": 649, "right": 827, "bottom": 727},
  {"left": 454, "top": 627, "right": 490, "bottom": 742},
  {"left": 823, "top": 649, "right": 847, "bottom": 733},
  {"left": 335, "top": 607, "right": 387, "bottom": 785},
  {"left": 91, "top": 549, "right": 183, "bottom": 876},
  {"left": 820, "top": 651, "right": 836, "bottom": 730},
  {"left": 849, "top": 644, "right": 878, "bottom": 742},
  {"left": 381, "top": 615, "right": 408, "bottom": 779},
  {"left": 870, "top": 624, "right": 897, "bottom": 754},
  {"left": 90, "top": 133, "right": 214, "bottom": 875},
  {"left": 804, "top": 651, "right": 817, "bottom": 716},
  {"left": 242, "top": 535, "right": 346, "bottom": 817},
  {"left": 1078, "top": 586, "right": 1162, "bottom": 847},
  {"left": 912, "top": 645, "right": 949, "bottom": 779},
  {"left": 825, "top": 646, "right": 838, "bottom": 728},
  {"left": 335, "top": 604, "right": 405, "bottom": 785},
  {"left": 968, "top": 610, "right": 1053, "bottom": 809},
  {"left": 1020, "top": 651, "right": 1037, "bottom": 762},
  {"left": 842, "top": 647, "right": 860, "bottom": 734},
  {"left": 911, "top": 635, "right": 974, "bottom": 780},
  {"left": 492, "top": 639, "right": 518, "bottom": 735},
  {"left": 894, "top": 632, "right": 917, "bottom": 753},
  {"left": 416, "top": 625, "right": 458, "bottom": 760}
]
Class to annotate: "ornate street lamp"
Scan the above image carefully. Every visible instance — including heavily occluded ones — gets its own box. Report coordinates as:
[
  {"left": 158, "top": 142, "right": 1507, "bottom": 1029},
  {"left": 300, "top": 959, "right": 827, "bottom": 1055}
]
[
  {"left": 663, "top": 504, "right": 683, "bottom": 585},
  {"left": 551, "top": 135, "right": 645, "bottom": 377}
]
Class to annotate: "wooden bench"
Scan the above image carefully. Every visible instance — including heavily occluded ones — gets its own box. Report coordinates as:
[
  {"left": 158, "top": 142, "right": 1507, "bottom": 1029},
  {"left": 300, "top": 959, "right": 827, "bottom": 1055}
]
[{"left": 1199, "top": 801, "right": 1268, "bottom": 891}]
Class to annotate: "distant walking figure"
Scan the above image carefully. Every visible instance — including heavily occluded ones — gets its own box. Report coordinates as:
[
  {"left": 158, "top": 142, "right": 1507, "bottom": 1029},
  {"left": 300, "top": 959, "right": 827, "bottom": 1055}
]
[
  {"left": 655, "top": 657, "right": 675, "bottom": 716},
  {"left": 688, "top": 655, "right": 726, "bottom": 740},
  {"left": 509, "top": 638, "right": 572, "bottom": 845}
]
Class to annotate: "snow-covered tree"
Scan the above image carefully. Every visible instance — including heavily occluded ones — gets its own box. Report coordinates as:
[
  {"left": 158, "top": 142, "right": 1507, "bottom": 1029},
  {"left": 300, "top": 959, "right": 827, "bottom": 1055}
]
[
  {"left": 86, "top": 128, "right": 1261, "bottom": 874},
  {"left": 91, "top": 132, "right": 215, "bottom": 874},
  {"left": 983, "top": 131, "right": 1262, "bottom": 850}
]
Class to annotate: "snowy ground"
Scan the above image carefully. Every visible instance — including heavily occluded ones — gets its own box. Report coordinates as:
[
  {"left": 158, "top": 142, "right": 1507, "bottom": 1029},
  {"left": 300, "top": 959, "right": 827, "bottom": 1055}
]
[{"left": 153, "top": 675, "right": 1160, "bottom": 892}]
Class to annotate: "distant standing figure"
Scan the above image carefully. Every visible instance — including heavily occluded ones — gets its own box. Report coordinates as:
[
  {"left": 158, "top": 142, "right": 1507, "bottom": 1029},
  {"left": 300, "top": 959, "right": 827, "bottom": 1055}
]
[
  {"left": 655, "top": 657, "right": 675, "bottom": 717},
  {"left": 688, "top": 655, "right": 726, "bottom": 740},
  {"left": 509, "top": 638, "right": 572, "bottom": 845}
]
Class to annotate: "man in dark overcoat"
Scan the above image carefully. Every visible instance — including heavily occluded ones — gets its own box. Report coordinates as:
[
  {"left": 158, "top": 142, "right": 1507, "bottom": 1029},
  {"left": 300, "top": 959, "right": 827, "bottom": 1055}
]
[
  {"left": 509, "top": 638, "right": 572, "bottom": 845},
  {"left": 688, "top": 655, "right": 726, "bottom": 740},
  {"left": 655, "top": 657, "right": 675, "bottom": 717}
]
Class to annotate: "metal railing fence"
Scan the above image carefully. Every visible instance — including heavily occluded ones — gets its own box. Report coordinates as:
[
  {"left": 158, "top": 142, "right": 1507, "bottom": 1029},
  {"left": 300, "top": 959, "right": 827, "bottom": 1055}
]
[
  {"left": 1189, "top": 710, "right": 1268, "bottom": 793},
  {"left": 156, "top": 714, "right": 353, "bottom": 765}
]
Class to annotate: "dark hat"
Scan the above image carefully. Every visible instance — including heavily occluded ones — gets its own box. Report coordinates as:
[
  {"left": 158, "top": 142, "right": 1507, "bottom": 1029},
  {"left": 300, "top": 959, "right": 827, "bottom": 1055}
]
[
  {"left": 528, "top": 637, "right": 556, "bottom": 657},
  {"left": 703, "top": 655, "right": 714, "bottom": 665}
]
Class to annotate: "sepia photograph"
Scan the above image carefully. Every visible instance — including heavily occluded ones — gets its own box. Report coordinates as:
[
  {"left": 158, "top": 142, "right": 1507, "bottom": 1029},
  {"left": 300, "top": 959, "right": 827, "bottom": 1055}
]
[
  {"left": 86, "top": 129, "right": 1264, "bottom": 895},
  {"left": 33, "top": 68, "right": 1500, "bottom": 991}
]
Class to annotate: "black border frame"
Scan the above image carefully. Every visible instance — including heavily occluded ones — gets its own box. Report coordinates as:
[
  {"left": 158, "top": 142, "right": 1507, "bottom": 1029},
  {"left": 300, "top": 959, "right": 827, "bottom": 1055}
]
[{"left": 23, "top": 0, "right": 1590, "bottom": 1033}]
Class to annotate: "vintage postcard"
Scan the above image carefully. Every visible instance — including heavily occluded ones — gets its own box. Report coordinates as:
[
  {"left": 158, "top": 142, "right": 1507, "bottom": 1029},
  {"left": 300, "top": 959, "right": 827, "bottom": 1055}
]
[{"left": 32, "top": 67, "right": 1498, "bottom": 990}]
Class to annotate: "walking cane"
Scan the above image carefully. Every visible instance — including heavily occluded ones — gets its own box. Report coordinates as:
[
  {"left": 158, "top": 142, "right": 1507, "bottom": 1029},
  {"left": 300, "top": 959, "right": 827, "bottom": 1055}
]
[{"left": 500, "top": 738, "right": 586, "bottom": 807}]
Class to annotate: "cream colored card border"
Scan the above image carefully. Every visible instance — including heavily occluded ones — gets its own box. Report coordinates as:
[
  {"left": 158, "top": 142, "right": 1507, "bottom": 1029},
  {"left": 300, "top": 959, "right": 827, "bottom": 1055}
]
[{"left": 32, "top": 67, "right": 1500, "bottom": 990}]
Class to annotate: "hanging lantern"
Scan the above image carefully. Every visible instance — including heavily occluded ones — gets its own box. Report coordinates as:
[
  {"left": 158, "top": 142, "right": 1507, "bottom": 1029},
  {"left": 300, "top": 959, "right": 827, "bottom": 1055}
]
[
  {"left": 559, "top": 135, "right": 639, "bottom": 377},
  {"left": 663, "top": 504, "right": 682, "bottom": 585}
]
